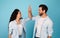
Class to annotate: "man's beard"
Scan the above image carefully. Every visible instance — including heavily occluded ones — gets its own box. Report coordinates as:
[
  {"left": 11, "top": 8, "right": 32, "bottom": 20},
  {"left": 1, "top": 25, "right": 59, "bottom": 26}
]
[{"left": 39, "top": 13, "right": 43, "bottom": 16}]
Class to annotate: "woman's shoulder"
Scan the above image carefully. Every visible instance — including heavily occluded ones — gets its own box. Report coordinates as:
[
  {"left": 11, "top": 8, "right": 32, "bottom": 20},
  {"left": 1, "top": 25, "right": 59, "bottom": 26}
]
[
  {"left": 9, "top": 20, "right": 15, "bottom": 25},
  {"left": 9, "top": 20, "right": 16, "bottom": 28}
]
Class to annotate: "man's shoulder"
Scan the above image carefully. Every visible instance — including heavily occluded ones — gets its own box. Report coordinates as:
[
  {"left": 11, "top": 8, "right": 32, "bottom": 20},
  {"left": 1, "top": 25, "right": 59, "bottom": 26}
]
[
  {"left": 35, "top": 15, "right": 41, "bottom": 18},
  {"left": 47, "top": 16, "right": 53, "bottom": 24}
]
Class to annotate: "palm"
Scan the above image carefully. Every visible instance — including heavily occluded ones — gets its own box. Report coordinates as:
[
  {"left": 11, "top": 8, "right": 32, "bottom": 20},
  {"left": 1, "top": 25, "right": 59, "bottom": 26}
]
[{"left": 28, "top": 6, "right": 32, "bottom": 12}]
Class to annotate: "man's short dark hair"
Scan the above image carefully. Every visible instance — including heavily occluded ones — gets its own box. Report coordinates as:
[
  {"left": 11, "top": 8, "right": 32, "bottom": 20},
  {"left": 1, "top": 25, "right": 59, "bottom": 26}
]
[{"left": 39, "top": 4, "right": 48, "bottom": 13}]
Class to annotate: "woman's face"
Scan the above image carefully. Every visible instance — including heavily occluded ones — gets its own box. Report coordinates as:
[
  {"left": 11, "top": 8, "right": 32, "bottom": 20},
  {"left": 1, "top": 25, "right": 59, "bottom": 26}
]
[{"left": 16, "top": 11, "right": 22, "bottom": 19}]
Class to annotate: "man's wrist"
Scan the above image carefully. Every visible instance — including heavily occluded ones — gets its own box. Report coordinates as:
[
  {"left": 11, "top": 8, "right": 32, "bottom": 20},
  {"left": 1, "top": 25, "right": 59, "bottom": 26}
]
[{"left": 48, "top": 36, "right": 51, "bottom": 38}]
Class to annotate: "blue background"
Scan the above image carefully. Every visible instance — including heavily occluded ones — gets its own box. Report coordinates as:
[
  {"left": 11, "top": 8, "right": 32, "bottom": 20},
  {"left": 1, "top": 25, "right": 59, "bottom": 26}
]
[{"left": 0, "top": 0, "right": 60, "bottom": 38}]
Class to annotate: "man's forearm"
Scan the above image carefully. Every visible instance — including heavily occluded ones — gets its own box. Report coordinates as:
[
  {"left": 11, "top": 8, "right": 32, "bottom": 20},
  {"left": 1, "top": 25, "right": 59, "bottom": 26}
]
[
  {"left": 28, "top": 11, "right": 32, "bottom": 19},
  {"left": 28, "top": 6, "right": 32, "bottom": 19},
  {"left": 8, "top": 34, "right": 12, "bottom": 38}
]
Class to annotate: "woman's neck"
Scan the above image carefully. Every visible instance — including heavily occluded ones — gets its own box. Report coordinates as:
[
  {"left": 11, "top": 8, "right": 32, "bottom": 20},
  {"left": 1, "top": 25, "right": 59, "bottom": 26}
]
[{"left": 16, "top": 18, "right": 20, "bottom": 24}]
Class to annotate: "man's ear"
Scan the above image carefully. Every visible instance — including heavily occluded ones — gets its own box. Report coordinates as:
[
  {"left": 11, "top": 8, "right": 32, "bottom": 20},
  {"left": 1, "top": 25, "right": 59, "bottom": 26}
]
[{"left": 43, "top": 10, "right": 45, "bottom": 13}]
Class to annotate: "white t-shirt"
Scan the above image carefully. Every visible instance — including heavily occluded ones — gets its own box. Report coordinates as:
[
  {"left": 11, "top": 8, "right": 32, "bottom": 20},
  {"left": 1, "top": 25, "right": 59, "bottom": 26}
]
[
  {"left": 17, "top": 23, "right": 23, "bottom": 35},
  {"left": 32, "top": 15, "right": 53, "bottom": 38}
]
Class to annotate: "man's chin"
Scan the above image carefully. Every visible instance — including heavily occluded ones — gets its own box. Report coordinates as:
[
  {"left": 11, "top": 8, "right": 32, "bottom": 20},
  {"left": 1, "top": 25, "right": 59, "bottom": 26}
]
[{"left": 39, "top": 14, "right": 43, "bottom": 16}]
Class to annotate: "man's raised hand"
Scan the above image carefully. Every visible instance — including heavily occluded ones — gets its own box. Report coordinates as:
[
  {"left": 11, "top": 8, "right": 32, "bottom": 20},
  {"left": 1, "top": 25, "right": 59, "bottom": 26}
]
[{"left": 28, "top": 5, "right": 32, "bottom": 19}]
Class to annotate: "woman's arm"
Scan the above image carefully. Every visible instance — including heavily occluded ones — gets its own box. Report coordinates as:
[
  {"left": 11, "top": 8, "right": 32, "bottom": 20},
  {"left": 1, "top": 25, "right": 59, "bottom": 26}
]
[{"left": 8, "top": 22, "right": 13, "bottom": 38}]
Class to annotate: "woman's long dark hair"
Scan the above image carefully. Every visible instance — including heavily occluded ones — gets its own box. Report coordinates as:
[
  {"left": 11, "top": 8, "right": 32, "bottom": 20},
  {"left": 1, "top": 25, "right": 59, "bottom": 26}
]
[{"left": 9, "top": 9, "right": 22, "bottom": 22}]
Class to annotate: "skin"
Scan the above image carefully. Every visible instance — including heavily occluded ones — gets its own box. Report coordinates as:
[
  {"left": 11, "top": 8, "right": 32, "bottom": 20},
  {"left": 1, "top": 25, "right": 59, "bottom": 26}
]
[
  {"left": 28, "top": 6, "right": 51, "bottom": 38},
  {"left": 9, "top": 11, "right": 26, "bottom": 38},
  {"left": 8, "top": 34, "right": 12, "bottom": 38},
  {"left": 16, "top": 11, "right": 21, "bottom": 24}
]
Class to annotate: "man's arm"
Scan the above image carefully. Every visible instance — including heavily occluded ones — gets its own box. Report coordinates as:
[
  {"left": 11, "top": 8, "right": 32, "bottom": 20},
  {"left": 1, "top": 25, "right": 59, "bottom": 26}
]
[
  {"left": 48, "top": 36, "right": 51, "bottom": 38},
  {"left": 8, "top": 34, "right": 12, "bottom": 38},
  {"left": 47, "top": 20, "right": 53, "bottom": 38},
  {"left": 28, "top": 6, "right": 33, "bottom": 19}
]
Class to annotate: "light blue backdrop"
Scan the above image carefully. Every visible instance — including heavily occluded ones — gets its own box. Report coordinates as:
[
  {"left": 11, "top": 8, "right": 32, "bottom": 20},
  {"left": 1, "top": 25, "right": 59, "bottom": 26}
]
[{"left": 0, "top": 0, "right": 60, "bottom": 38}]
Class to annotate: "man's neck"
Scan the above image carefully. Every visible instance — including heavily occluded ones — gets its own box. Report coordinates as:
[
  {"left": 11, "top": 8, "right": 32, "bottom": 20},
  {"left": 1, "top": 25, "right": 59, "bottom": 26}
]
[{"left": 41, "top": 13, "right": 47, "bottom": 18}]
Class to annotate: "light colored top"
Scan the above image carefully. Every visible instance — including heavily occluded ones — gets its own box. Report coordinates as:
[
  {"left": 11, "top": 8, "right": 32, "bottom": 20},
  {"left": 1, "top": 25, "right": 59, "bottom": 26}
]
[
  {"left": 32, "top": 15, "right": 53, "bottom": 38},
  {"left": 9, "top": 18, "right": 29, "bottom": 38}
]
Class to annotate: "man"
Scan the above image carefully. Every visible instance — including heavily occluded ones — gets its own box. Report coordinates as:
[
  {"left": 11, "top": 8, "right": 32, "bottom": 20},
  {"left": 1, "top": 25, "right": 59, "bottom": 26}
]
[{"left": 28, "top": 4, "right": 53, "bottom": 38}]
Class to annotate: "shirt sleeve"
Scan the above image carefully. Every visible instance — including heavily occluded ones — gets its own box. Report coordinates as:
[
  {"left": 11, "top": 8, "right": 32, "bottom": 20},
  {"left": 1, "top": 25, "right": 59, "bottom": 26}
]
[
  {"left": 8, "top": 22, "right": 13, "bottom": 35},
  {"left": 32, "top": 16, "right": 36, "bottom": 21},
  {"left": 47, "top": 20, "right": 53, "bottom": 36},
  {"left": 24, "top": 18, "right": 30, "bottom": 22},
  {"left": 23, "top": 24, "right": 26, "bottom": 33},
  {"left": 21, "top": 19, "right": 27, "bottom": 32},
  {"left": 33, "top": 25, "right": 37, "bottom": 38},
  {"left": 32, "top": 15, "right": 40, "bottom": 21}
]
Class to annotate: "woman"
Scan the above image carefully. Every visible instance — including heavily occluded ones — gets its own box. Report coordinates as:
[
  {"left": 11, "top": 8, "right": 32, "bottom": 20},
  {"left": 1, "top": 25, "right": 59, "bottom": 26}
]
[{"left": 8, "top": 9, "right": 28, "bottom": 38}]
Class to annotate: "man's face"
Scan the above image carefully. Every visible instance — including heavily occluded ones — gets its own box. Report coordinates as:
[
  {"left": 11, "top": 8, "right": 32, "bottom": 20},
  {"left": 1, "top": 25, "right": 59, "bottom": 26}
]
[{"left": 38, "top": 7, "right": 45, "bottom": 16}]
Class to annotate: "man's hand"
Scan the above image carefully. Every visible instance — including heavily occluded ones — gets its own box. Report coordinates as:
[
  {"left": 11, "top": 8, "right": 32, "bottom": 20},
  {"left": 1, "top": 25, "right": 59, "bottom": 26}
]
[
  {"left": 8, "top": 34, "right": 12, "bottom": 38},
  {"left": 48, "top": 36, "right": 51, "bottom": 38},
  {"left": 28, "top": 5, "right": 32, "bottom": 19}
]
